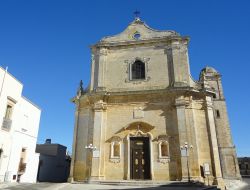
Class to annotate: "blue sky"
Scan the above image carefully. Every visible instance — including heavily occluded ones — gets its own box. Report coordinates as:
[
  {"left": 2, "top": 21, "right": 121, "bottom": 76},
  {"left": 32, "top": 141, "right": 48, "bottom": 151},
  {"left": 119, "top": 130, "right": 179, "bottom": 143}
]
[{"left": 0, "top": 0, "right": 249, "bottom": 156}]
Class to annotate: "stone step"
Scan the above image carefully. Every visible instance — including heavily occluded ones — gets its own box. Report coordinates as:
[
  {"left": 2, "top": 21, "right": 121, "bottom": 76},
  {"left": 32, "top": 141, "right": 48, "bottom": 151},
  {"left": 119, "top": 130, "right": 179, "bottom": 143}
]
[{"left": 73, "top": 180, "right": 220, "bottom": 189}]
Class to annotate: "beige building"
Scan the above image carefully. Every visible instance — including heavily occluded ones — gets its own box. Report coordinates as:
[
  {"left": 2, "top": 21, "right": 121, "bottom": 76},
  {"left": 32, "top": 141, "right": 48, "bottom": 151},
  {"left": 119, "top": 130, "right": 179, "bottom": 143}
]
[{"left": 69, "top": 18, "right": 241, "bottom": 188}]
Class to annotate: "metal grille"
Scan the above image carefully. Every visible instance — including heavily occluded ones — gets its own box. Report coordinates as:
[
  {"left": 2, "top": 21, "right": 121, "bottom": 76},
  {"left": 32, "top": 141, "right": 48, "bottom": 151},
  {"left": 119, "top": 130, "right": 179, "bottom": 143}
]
[{"left": 132, "top": 60, "right": 145, "bottom": 80}]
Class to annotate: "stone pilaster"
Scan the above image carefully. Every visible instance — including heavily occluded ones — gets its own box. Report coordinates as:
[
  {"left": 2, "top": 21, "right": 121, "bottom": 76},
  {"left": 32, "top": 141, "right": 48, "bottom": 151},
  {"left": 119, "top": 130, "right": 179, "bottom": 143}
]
[
  {"left": 68, "top": 100, "right": 80, "bottom": 182},
  {"left": 90, "top": 100, "right": 107, "bottom": 180},
  {"left": 186, "top": 98, "right": 202, "bottom": 180},
  {"left": 205, "top": 96, "right": 225, "bottom": 188},
  {"left": 170, "top": 39, "right": 191, "bottom": 87},
  {"left": 175, "top": 96, "right": 188, "bottom": 181},
  {"left": 96, "top": 48, "right": 107, "bottom": 91}
]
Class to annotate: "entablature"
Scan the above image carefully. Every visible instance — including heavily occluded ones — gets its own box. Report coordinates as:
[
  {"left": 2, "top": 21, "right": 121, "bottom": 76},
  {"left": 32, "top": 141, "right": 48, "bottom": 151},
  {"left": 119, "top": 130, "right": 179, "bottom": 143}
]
[{"left": 73, "top": 86, "right": 216, "bottom": 109}]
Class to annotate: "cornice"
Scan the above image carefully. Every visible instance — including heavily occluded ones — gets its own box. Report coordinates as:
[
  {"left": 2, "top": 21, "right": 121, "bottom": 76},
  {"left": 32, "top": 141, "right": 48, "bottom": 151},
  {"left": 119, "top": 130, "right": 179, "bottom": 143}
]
[{"left": 90, "top": 36, "right": 189, "bottom": 49}]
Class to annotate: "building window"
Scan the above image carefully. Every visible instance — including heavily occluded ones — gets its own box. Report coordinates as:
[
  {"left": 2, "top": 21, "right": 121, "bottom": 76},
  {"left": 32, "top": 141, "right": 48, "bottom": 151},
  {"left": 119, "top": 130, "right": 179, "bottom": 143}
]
[
  {"left": 158, "top": 138, "right": 170, "bottom": 164},
  {"left": 216, "top": 110, "right": 220, "bottom": 118},
  {"left": 125, "top": 57, "right": 150, "bottom": 83},
  {"left": 159, "top": 141, "right": 169, "bottom": 158},
  {"left": 133, "top": 32, "right": 141, "bottom": 40},
  {"left": 2, "top": 104, "right": 14, "bottom": 131},
  {"left": 161, "top": 142, "right": 169, "bottom": 157},
  {"left": 4, "top": 104, "right": 13, "bottom": 120},
  {"left": 113, "top": 142, "right": 120, "bottom": 157},
  {"left": 131, "top": 60, "right": 145, "bottom": 80},
  {"left": 109, "top": 136, "right": 122, "bottom": 163},
  {"left": 0, "top": 148, "right": 2, "bottom": 158}
]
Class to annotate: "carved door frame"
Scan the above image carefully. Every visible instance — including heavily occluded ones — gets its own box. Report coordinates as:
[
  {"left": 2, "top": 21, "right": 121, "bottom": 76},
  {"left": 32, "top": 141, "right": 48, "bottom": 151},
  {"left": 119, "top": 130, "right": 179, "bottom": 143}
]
[{"left": 125, "top": 130, "right": 154, "bottom": 180}]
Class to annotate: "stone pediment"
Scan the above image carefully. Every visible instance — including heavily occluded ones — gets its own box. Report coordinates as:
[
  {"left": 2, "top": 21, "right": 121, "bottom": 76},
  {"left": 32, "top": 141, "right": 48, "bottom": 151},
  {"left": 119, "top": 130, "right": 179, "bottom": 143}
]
[
  {"left": 106, "top": 136, "right": 122, "bottom": 143},
  {"left": 99, "top": 18, "right": 179, "bottom": 44},
  {"left": 123, "top": 122, "right": 154, "bottom": 132}
]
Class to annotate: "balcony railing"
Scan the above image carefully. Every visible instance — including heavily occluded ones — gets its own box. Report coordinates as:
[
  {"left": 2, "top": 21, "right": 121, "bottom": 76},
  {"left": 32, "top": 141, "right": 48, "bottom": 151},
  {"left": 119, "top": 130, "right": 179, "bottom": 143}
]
[{"left": 1, "top": 118, "right": 12, "bottom": 131}]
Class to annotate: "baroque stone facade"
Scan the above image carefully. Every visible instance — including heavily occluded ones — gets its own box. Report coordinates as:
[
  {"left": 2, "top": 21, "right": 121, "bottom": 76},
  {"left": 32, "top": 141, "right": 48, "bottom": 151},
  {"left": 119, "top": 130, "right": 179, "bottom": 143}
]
[{"left": 69, "top": 18, "right": 241, "bottom": 188}]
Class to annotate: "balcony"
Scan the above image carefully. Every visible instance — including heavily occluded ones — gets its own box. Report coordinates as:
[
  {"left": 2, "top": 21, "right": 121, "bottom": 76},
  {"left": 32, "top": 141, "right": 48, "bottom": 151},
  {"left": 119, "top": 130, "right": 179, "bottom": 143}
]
[{"left": 1, "top": 118, "right": 12, "bottom": 131}]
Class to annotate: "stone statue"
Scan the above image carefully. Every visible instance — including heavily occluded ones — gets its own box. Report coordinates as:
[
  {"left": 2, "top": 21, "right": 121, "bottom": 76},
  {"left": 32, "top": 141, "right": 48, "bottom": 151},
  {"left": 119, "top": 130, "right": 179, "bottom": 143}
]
[{"left": 77, "top": 80, "right": 84, "bottom": 97}]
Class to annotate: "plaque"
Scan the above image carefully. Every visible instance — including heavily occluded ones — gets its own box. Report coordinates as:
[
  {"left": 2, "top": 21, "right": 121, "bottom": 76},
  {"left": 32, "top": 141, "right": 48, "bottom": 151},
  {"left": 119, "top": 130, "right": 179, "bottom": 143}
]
[
  {"left": 203, "top": 163, "right": 210, "bottom": 175},
  {"left": 93, "top": 150, "right": 100, "bottom": 158}
]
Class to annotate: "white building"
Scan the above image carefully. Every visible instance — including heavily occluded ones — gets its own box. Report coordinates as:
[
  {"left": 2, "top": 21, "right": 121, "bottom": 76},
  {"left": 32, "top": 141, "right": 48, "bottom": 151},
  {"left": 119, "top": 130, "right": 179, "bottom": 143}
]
[{"left": 0, "top": 67, "right": 41, "bottom": 183}]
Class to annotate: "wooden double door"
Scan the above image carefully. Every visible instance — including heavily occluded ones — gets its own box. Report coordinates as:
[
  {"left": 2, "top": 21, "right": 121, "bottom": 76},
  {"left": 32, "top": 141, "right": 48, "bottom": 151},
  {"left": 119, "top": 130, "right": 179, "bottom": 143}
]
[{"left": 130, "top": 137, "right": 151, "bottom": 180}]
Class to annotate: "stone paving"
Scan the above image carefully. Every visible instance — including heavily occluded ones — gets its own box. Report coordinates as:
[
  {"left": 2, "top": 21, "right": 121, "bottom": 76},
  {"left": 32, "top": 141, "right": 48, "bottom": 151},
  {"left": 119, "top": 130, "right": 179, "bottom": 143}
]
[
  {"left": 2, "top": 178, "right": 249, "bottom": 190},
  {"left": 0, "top": 178, "right": 249, "bottom": 190},
  {"left": 0, "top": 182, "right": 218, "bottom": 190}
]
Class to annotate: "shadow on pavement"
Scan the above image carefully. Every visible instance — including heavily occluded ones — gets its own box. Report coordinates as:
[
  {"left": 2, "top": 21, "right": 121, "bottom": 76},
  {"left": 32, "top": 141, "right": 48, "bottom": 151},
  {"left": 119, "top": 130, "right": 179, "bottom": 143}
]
[{"left": 107, "top": 182, "right": 219, "bottom": 190}]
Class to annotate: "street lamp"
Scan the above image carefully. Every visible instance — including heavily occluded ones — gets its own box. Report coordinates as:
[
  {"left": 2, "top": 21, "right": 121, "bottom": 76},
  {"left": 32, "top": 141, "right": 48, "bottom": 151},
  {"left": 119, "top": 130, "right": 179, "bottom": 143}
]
[
  {"left": 85, "top": 144, "right": 97, "bottom": 181},
  {"left": 180, "top": 142, "right": 193, "bottom": 182},
  {"left": 85, "top": 144, "right": 97, "bottom": 151}
]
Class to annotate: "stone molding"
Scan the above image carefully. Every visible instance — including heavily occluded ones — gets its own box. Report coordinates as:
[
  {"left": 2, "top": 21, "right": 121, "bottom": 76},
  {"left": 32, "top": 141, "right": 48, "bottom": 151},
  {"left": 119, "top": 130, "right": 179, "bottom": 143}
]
[
  {"left": 158, "top": 157, "right": 170, "bottom": 164},
  {"left": 92, "top": 36, "right": 189, "bottom": 49},
  {"left": 109, "top": 158, "right": 120, "bottom": 163}
]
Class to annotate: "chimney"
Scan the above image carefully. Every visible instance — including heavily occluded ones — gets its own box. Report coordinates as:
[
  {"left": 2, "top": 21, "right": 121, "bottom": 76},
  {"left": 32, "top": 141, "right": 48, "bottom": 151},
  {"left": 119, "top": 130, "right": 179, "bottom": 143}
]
[{"left": 45, "top": 139, "right": 51, "bottom": 144}]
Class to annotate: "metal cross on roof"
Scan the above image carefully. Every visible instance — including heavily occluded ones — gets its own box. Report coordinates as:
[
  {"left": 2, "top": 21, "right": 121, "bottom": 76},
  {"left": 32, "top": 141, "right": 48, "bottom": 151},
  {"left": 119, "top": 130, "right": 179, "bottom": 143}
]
[{"left": 134, "top": 10, "right": 140, "bottom": 18}]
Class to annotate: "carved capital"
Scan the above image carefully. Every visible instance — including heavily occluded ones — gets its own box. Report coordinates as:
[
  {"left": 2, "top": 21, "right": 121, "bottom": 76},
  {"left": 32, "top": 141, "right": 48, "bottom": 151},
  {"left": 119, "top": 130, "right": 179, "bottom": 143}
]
[
  {"left": 205, "top": 96, "right": 214, "bottom": 109},
  {"left": 175, "top": 97, "right": 186, "bottom": 107},
  {"left": 99, "top": 48, "right": 108, "bottom": 56},
  {"left": 93, "top": 100, "right": 107, "bottom": 111}
]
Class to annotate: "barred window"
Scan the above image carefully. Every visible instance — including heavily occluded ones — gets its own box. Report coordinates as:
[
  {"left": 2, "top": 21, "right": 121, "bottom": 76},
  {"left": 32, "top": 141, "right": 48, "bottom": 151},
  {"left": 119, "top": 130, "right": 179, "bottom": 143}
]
[{"left": 132, "top": 60, "right": 145, "bottom": 80}]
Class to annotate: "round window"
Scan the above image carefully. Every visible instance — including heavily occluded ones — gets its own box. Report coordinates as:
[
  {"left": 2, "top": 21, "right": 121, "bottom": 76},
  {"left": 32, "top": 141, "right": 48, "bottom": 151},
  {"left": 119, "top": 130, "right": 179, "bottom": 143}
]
[{"left": 133, "top": 32, "right": 141, "bottom": 40}]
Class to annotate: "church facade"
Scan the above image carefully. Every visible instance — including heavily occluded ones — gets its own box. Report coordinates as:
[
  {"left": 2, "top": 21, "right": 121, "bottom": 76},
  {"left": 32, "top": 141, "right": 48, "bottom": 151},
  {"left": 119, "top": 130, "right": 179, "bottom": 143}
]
[{"left": 69, "top": 18, "right": 241, "bottom": 188}]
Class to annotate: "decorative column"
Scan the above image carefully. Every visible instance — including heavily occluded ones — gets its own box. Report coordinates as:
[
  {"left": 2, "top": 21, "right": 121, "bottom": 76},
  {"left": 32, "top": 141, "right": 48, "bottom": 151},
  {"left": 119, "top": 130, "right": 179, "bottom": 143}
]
[
  {"left": 90, "top": 100, "right": 107, "bottom": 180},
  {"left": 175, "top": 96, "right": 188, "bottom": 181},
  {"left": 204, "top": 96, "right": 224, "bottom": 188}
]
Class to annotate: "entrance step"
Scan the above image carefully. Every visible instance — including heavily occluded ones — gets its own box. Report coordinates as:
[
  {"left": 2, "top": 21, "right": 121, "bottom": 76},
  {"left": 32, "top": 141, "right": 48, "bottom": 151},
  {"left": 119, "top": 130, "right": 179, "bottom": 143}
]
[{"left": 73, "top": 180, "right": 220, "bottom": 189}]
